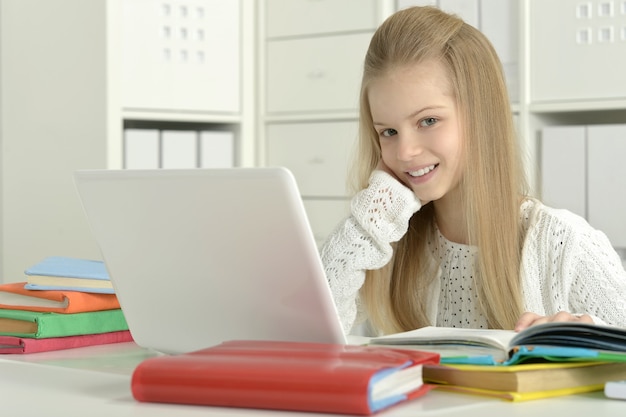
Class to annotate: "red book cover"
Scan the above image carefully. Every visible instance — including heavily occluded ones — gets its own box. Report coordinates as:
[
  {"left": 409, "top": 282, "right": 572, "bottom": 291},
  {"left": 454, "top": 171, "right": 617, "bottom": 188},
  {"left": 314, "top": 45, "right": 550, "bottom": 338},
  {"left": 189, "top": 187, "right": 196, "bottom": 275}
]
[
  {"left": 0, "top": 330, "right": 133, "bottom": 354},
  {"left": 131, "top": 340, "right": 440, "bottom": 415}
]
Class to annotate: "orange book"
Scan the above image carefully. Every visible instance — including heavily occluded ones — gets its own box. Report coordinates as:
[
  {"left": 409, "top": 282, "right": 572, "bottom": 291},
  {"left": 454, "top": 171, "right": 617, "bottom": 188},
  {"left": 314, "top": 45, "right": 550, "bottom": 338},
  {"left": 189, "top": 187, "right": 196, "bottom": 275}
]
[
  {"left": 131, "top": 340, "right": 440, "bottom": 415},
  {"left": 0, "top": 282, "right": 120, "bottom": 313}
]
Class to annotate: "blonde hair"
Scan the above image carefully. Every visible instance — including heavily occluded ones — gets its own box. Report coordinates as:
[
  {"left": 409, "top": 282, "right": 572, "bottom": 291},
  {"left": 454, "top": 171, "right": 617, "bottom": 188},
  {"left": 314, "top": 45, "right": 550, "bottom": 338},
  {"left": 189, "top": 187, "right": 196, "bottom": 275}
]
[{"left": 355, "top": 6, "right": 528, "bottom": 332}]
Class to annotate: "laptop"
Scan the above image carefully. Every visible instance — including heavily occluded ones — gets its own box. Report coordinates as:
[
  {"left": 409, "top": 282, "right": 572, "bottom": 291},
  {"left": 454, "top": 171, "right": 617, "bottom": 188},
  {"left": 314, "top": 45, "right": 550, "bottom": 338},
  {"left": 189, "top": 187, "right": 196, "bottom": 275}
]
[{"left": 73, "top": 167, "right": 347, "bottom": 354}]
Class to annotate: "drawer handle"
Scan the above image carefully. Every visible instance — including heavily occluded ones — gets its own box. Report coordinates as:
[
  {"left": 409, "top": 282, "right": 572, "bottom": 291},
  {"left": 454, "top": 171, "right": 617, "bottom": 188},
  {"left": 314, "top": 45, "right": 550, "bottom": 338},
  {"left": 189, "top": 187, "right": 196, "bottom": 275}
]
[{"left": 307, "top": 69, "right": 326, "bottom": 79}]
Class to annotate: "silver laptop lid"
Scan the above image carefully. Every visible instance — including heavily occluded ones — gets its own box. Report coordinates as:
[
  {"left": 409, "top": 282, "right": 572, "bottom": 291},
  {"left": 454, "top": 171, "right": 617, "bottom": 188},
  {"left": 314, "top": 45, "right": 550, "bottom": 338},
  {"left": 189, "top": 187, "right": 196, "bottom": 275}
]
[{"left": 74, "top": 167, "right": 346, "bottom": 353}]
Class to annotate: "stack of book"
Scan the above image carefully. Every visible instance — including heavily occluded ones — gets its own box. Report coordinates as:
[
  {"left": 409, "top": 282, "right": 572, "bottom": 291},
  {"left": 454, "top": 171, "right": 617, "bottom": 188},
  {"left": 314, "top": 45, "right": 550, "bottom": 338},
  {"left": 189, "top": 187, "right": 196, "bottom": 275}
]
[
  {"left": 370, "top": 323, "right": 626, "bottom": 401},
  {"left": 0, "top": 256, "right": 132, "bottom": 354}
]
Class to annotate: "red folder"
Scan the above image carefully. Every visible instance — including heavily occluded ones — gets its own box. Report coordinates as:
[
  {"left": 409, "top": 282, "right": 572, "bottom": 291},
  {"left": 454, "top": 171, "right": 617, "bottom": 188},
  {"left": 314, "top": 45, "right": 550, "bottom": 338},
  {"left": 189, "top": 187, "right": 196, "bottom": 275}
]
[{"left": 131, "top": 340, "right": 439, "bottom": 415}]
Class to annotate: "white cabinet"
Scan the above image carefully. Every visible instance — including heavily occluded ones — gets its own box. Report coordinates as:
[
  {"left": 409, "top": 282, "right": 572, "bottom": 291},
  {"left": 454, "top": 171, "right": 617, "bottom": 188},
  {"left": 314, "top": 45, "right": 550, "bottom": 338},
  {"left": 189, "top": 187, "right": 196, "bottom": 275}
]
[
  {"left": 265, "top": 0, "right": 378, "bottom": 37},
  {"left": 122, "top": 0, "right": 240, "bottom": 113},
  {"left": 260, "top": 0, "right": 381, "bottom": 245},
  {"left": 588, "top": 125, "right": 626, "bottom": 248},
  {"left": 540, "top": 126, "right": 587, "bottom": 219},
  {"left": 266, "top": 122, "right": 357, "bottom": 197},
  {"left": 265, "top": 120, "right": 358, "bottom": 247},
  {"left": 541, "top": 124, "right": 626, "bottom": 248},
  {"left": 266, "top": 34, "right": 371, "bottom": 114},
  {"left": 529, "top": 0, "right": 626, "bottom": 103}
]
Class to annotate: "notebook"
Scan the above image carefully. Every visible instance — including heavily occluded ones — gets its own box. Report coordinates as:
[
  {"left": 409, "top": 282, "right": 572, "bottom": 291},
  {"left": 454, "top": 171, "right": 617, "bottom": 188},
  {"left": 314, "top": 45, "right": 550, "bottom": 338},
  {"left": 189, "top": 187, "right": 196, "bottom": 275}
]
[{"left": 73, "top": 167, "right": 347, "bottom": 354}]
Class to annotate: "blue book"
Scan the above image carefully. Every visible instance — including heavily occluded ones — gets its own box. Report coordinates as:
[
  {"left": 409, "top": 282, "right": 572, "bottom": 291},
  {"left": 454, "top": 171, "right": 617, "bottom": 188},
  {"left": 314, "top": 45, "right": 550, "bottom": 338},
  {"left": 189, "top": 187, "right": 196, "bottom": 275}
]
[{"left": 24, "top": 256, "right": 114, "bottom": 294}]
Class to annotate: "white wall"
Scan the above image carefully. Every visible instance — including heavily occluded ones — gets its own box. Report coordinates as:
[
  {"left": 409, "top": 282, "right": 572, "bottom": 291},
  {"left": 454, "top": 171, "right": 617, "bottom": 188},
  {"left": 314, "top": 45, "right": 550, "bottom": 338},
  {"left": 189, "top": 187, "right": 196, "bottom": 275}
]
[{"left": 0, "top": 0, "right": 117, "bottom": 281}]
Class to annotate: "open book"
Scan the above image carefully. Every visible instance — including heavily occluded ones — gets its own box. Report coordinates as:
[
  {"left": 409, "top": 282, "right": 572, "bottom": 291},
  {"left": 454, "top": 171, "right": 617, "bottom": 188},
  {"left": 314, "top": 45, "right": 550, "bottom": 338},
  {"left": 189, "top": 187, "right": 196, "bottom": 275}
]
[{"left": 370, "top": 322, "right": 626, "bottom": 365}]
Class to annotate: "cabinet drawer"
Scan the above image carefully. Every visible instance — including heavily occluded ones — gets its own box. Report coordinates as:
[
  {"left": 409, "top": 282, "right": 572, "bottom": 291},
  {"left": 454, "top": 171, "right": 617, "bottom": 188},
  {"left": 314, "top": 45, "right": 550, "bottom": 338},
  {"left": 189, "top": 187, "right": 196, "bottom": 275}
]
[
  {"left": 266, "top": 121, "right": 357, "bottom": 197},
  {"left": 588, "top": 124, "right": 626, "bottom": 248},
  {"left": 265, "top": 0, "right": 378, "bottom": 38},
  {"left": 266, "top": 33, "right": 372, "bottom": 114},
  {"left": 540, "top": 126, "right": 586, "bottom": 218},
  {"left": 529, "top": 0, "right": 626, "bottom": 102},
  {"left": 303, "top": 199, "right": 351, "bottom": 248},
  {"left": 121, "top": 0, "right": 240, "bottom": 113}
]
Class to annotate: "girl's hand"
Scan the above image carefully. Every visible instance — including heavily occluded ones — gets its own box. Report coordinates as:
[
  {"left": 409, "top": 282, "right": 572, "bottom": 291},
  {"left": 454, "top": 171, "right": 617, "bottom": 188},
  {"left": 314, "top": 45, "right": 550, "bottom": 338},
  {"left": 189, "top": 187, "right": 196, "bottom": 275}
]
[{"left": 514, "top": 311, "right": 594, "bottom": 332}]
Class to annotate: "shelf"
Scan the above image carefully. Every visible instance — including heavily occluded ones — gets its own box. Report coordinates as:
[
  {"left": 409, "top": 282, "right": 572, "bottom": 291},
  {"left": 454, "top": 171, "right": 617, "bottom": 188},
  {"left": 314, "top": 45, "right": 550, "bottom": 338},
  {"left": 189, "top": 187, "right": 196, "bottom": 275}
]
[
  {"left": 122, "top": 110, "right": 242, "bottom": 124},
  {"left": 263, "top": 111, "right": 359, "bottom": 123},
  {"left": 529, "top": 100, "right": 626, "bottom": 114}
]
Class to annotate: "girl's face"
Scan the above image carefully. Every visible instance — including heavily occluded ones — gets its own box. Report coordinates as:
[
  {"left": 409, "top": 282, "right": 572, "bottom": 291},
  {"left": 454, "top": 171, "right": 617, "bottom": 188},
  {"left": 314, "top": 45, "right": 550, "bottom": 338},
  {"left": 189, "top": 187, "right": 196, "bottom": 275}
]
[{"left": 368, "top": 60, "right": 464, "bottom": 205}]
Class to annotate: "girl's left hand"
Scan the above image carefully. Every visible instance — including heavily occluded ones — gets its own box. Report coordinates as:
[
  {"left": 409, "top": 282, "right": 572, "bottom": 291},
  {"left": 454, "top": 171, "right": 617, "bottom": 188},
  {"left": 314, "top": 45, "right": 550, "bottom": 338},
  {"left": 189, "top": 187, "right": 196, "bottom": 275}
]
[{"left": 514, "top": 311, "right": 594, "bottom": 332}]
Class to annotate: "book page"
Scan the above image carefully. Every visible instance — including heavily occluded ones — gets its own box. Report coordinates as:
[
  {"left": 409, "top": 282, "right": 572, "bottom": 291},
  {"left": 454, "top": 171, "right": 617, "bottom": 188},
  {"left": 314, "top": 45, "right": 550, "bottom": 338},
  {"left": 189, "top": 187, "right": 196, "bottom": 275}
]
[{"left": 369, "top": 326, "right": 518, "bottom": 360}]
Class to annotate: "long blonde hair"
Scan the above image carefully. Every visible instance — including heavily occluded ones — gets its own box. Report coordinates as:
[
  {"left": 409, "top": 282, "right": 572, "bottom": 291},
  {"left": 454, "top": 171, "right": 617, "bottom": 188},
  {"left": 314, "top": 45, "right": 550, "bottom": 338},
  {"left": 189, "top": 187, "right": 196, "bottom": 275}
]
[{"left": 355, "top": 6, "right": 528, "bottom": 332}]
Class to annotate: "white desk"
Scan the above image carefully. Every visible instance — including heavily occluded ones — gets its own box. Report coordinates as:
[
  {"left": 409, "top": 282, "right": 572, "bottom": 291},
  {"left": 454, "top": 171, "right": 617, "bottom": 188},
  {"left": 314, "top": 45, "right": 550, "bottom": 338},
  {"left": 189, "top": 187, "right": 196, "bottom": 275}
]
[{"left": 2, "top": 342, "right": 625, "bottom": 417}]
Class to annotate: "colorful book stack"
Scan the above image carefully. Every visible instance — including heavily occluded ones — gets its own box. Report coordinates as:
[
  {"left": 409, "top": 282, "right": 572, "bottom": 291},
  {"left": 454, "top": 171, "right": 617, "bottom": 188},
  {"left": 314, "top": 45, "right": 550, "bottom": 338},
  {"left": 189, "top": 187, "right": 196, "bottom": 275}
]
[{"left": 0, "top": 256, "right": 132, "bottom": 354}]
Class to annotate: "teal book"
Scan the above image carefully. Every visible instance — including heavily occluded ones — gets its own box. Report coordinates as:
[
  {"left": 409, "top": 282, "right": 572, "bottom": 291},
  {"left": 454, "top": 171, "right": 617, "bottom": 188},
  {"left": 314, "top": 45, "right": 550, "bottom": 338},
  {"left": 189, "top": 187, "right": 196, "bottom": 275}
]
[
  {"left": 24, "top": 256, "right": 114, "bottom": 294},
  {"left": 0, "top": 308, "right": 128, "bottom": 338},
  {"left": 370, "top": 322, "right": 626, "bottom": 366}
]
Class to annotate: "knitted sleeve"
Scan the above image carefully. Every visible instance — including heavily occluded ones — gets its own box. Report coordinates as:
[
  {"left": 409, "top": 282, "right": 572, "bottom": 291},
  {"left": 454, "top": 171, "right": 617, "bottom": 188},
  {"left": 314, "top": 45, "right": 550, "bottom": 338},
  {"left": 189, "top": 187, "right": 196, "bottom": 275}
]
[
  {"left": 521, "top": 203, "right": 626, "bottom": 327},
  {"left": 320, "top": 170, "right": 421, "bottom": 334}
]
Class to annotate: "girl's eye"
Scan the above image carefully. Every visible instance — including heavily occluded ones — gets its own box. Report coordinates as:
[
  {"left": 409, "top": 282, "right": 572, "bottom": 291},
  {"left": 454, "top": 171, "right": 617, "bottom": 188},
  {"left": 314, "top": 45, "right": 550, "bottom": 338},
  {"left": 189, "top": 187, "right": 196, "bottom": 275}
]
[
  {"left": 419, "top": 117, "right": 438, "bottom": 127},
  {"left": 381, "top": 128, "right": 398, "bottom": 137}
]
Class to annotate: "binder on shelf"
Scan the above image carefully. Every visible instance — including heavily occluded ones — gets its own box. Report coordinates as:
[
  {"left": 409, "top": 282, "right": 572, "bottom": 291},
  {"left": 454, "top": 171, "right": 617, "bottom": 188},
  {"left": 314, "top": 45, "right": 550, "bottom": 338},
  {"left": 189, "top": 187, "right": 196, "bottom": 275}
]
[
  {"left": 540, "top": 125, "right": 586, "bottom": 218},
  {"left": 124, "top": 128, "right": 160, "bottom": 169},
  {"left": 161, "top": 130, "right": 197, "bottom": 169},
  {"left": 199, "top": 130, "right": 234, "bottom": 168}
]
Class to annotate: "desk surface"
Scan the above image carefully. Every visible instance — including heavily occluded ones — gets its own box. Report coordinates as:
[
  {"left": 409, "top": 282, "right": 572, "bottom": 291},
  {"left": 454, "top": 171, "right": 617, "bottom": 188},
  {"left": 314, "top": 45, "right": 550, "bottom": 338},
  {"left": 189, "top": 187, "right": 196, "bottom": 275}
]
[{"left": 2, "top": 342, "right": 625, "bottom": 417}]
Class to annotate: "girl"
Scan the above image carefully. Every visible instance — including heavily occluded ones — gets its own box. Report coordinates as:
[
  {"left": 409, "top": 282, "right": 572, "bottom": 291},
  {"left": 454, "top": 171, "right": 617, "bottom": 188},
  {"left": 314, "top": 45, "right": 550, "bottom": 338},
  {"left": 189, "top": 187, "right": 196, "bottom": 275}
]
[{"left": 321, "top": 6, "right": 626, "bottom": 336}]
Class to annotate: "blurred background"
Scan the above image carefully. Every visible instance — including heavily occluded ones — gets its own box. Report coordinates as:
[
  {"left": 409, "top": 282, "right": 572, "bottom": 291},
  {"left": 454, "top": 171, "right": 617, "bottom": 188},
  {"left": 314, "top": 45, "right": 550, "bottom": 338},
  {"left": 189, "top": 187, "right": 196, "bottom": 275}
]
[{"left": 1, "top": 0, "right": 625, "bottom": 282}]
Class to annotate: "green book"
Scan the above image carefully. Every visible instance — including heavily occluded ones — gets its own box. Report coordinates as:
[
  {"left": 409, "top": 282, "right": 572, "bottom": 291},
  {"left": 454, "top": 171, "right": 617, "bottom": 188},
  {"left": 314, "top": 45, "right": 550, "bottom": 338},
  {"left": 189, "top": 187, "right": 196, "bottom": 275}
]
[{"left": 0, "top": 308, "right": 128, "bottom": 338}]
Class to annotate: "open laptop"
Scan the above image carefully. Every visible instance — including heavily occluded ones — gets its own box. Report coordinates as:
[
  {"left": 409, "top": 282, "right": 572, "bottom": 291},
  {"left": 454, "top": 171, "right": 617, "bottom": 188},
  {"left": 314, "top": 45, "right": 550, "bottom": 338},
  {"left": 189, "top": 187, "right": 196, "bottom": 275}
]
[{"left": 73, "top": 167, "right": 347, "bottom": 354}]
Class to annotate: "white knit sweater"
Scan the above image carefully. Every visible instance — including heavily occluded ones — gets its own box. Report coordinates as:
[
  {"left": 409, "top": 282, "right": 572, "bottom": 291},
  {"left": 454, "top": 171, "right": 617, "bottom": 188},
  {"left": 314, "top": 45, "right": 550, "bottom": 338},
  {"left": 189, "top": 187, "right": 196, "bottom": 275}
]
[{"left": 321, "top": 170, "right": 626, "bottom": 335}]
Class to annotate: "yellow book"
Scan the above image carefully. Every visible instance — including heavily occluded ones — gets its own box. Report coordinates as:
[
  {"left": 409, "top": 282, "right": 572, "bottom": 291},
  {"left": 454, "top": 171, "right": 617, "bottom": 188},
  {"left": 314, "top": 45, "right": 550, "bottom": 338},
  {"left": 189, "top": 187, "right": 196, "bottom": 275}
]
[
  {"left": 435, "top": 383, "right": 605, "bottom": 401},
  {"left": 423, "top": 361, "right": 626, "bottom": 400}
]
